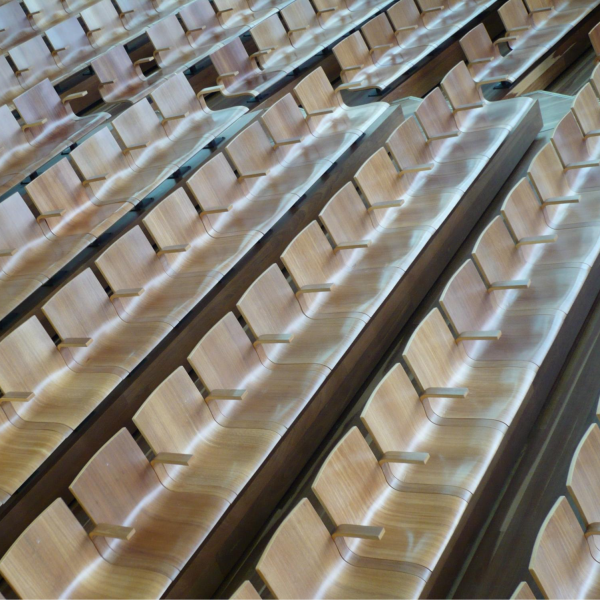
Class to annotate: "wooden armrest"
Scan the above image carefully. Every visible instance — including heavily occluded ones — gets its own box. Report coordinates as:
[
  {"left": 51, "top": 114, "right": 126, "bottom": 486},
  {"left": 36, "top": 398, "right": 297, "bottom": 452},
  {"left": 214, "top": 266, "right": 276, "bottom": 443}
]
[
  {"left": 583, "top": 128, "right": 600, "bottom": 139},
  {"left": 250, "top": 47, "right": 276, "bottom": 58},
  {"left": 541, "top": 195, "right": 580, "bottom": 206},
  {"left": 0, "top": 392, "right": 34, "bottom": 403},
  {"left": 369, "top": 43, "right": 393, "bottom": 54},
  {"left": 400, "top": 163, "right": 434, "bottom": 174},
  {"left": 21, "top": 118, "right": 47, "bottom": 131},
  {"left": 316, "top": 6, "right": 337, "bottom": 14},
  {"left": 119, "top": 9, "right": 135, "bottom": 16},
  {"left": 336, "top": 81, "right": 363, "bottom": 91},
  {"left": 82, "top": 174, "right": 108, "bottom": 186},
  {"left": 216, "top": 7, "right": 234, "bottom": 15},
  {"left": 367, "top": 200, "right": 404, "bottom": 212},
  {"left": 427, "top": 131, "right": 459, "bottom": 142},
  {"left": 333, "top": 240, "right": 371, "bottom": 252},
  {"left": 206, "top": 388, "right": 247, "bottom": 401},
  {"left": 62, "top": 91, "right": 88, "bottom": 104},
  {"left": 340, "top": 64, "right": 364, "bottom": 73},
  {"left": 28, "top": 10, "right": 41, "bottom": 15},
  {"left": 494, "top": 36, "right": 517, "bottom": 44},
  {"left": 217, "top": 71, "right": 239, "bottom": 80},
  {"left": 187, "top": 25, "right": 207, "bottom": 33},
  {"left": 133, "top": 56, "right": 155, "bottom": 66},
  {"left": 51, "top": 46, "right": 68, "bottom": 56},
  {"left": 90, "top": 524, "right": 135, "bottom": 540},
  {"left": 15, "top": 68, "right": 30, "bottom": 76},
  {"left": 507, "top": 25, "right": 530, "bottom": 32},
  {"left": 488, "top": 279, "right": 530, "bottom": 291},
  {"left": 253, "top": 334, "right": 294, "bottom": 345},
  {"left": 296, "top": 283, "right": 335, "bottom": 295},
  {"left": 332, "top": 524, "right": 385, "bottom": 541},
  {"left": 585, "top": 522, "right": 600, "bottom": 537},
  {"left": 58, "top": 337, "right": 93, "bottom": 349},
  {"left": 0, "top": 248, "right": 17, "bottom": 257},
  {"left": 161, "top": 112, "right": 189, "bottom": 125},
  {"left": 379, "top": 451, "right": 430, "bottom": 465},
  {"left": 99, "top": 79, "right": 116, "bottom": 86},
  {"left": 456, "top": 330, "right": 501, "bottom": 343},
  {"left": 111, "top": 288, "right": 145, "bottom": 299},
  {"left": 238, "top": 171, "right": 269, "bottom": 179},
  {"left": 422, "top": 5, "right": 443, "bottom": 11},
  {"left": 151, "top": 452, "right": 193, "bottom": 466},
  {"left": 122, "top": 143, "right": 149, "bottom": 154},
  {"left": 200, "top": 204, "right": 233, "bottom": 215},
  {"left": 306, "top": 108, "right": 335, "bottom": 119},
  {"left": 37, "top": 209, "right": 66, "bottom": 222},
  {"left": 470, "top": 56, "right": 495, "bottom": 64},
  {"left": 394, "top": 25, "right": 419, "bottom": 32},
  {"left": 86, "top": 27, "right": 102, "bottom": 36},
  {"left": 564, "top": 160, "right": 600, "bottom": 170},
  {"left": 153, "top": 47, "right": 172, "bottom": 55},
  {"left": 530, "top": 5, "right": 552, "bottom": 11},
  {"left": 157, "top": 244, "right": 191, "bottom": 256},
  {"left": 477, "top": 77, "right": 510, "bottom": 87},
  {"left": 273, "top": 137, "right": 303, "bottom": 149},
  {"left": 288, "top": 26, "right": 309, "bottom": 36},
  {"left": 453, "top": 102, "right": 484, "bottom": 112},
  {"left": 197, "top": 85, "right": 224, "bottom": 96},
  {"left": 516, "top": 234, "right": 557, "bottom": 247},
  {"left": 420, "top": 387, "right": 468, "bottom": 399}
]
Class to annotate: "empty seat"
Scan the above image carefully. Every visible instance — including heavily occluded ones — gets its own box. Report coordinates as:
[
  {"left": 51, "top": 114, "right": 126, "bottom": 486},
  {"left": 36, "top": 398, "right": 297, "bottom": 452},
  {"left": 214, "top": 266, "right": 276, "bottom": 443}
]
[
  {"left": 0, "top": 1, "right": 36, "bottom": 53},
  {"left": 212, "top": 0, "right": 276, "bottom": 29},
  {"left": 133, "top": 365, "right": 280, "bottom": 500},
  {"left": 571, "top": 82, "right": 600, "bottom": 143},
  {"left": 22, "top": 0, "right": 69, "bottom": 31},
  {"left": 41, "top": 268, "right": 172, "bottom": 377},
  {"left": 310, "top": 0, "right": 360, "bottom": 29},
  {"left": 45, "top": 17, "right": 97, "bottom": 73},
  {"left": 361, "top": 363, "right": 503, "bottom": 498},
  {"left": 113, "top": 0, "right": 158, "bottom": 31},
  {"left": 188, "top": 311, "right": 326, "bottom": 432},
  {"left": 80, "top": 0, "right": 133, "bottom": 50},
  {"left": 179, "top": 0, "right": 247, "bottom": 48},
  {"left": 9, "top": 36, "right": 60, "bottom": 90},
  {"left": 256, "top": 498, "right": 427, "bottom": 598},
  {"left": 0, "top": 498, "right": 171, "bottom": 598},
  {"left": 0, "top": 56, "right": 25, "bottom": 107},
  {"left": 312, "top": 427, "right": 467, "bottom": 572},
  {"left": 280, "top": 0, "right": 346, "bottom": 48},
  {"left": 237, "top": 264, "right": 365, "bottom": 369},
  {"left": 386, "top": 0, "right": 443, "bottom": 50}
]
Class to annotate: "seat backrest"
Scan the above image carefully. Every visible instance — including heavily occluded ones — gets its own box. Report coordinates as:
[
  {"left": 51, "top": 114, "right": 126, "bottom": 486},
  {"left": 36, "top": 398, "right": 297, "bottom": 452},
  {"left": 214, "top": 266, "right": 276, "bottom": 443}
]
[
  {"left": 211, "top": 37, "right": 255, "bottom": 80},
  {"left": 567, "top": 423, "right": 600, "bottom": 527},
  {"left": 498, "top": 0, "right": 531, "bottom": 37},
  {"left": 529, "top": 496, "right": 598, "bottom": 600},
  {"left": 113, "top": 0, "right": 157, "bottom": 30},
  {"left": 386, "top": 115, "right": 433, "bottom": 170},
  {"left": 311, "top": 0, "right": 345, "bottom": 25},
  {"left": 150, "top": 72, "right": 199, "bottom": 125},
  {"left": 552, "top": 111, "right": 591, "bottom": 168},
  {"left": 80, "top": 0, "right": 128, "bottom": 49},
  {"left": 70, "top": 126, "right": 129, "bottom": 182},
  {"left": 256, "top": 497, "right": 346, "bottom": 599},
  {"left": 9, "top": 36, "right": 58, "bottom": 88},
  {"left": 46, "top": 17, "right": 95, "bottom": 68},
  {"left": 112, "top": 98, "right": 164, "bottom": 152},
  {"left": 261, "top": 93, "right": 311, "bottom": 150},
  {"left": 280, "top": 0, "right": 320, "bottom": 47},
  {"left": 459, "top": 24, "right": 500, "bottom": 76},
  {"left": 0, "top": 104, "right": 29, "bottom": 154},
  {"left": 22, "top": 0, "right": 67, "bottom": 28},
  {"left": 0, "top": 56, "right": 23, "bottom": 106},
  {"left": 387, "top": 0, "right": 423, "bottom": 40},
  {"left": 362, "top": 13, "right": 397, "bottom": 56},
  {"left": 414, "top": 86, "right": 459, "bottom": 139},
  {"left": 440, "top": 61, "right": 482, "bottom": 112},
  {"left": 501, "top": 178, "right": 547, "bottom": 243},
  {"left": 590, "top": 22, "right": 600, "bottom": 58},
  {"left": 591, "top": 63, "right": 600, "bottom": 99},
  {"left": 0, "top": 498, "right": 104, "bottom": 599},
  {"left": 91, "top": 45, "right": 135, "bottom": 91},
  {"left": 250, "top": 14, "right": 291, "bottom": 68},
  {"left": 527, "top": 142, "right": 574, "bottom": 208},
  {"left": 294, "top": 67, "right": 342, "bottom": 119},
  {"left": 0, "top": 1, "right": 31, "bottom": 50},
  {"left": 13, "top": 79, "right": 65, "bottom": 142},
  {"left": 179, "top": 0, "right": 223, "bottom": 44},
  {"left": 225, "top": 121, "right": 277, "bottom": 178},
  {"left": 213, "top": 0, "right": 252, "bottom": 27},
  {"left": 147, "top": 15, "right": 190, "bottom": 67},
  {"left": 333, "top": 32, "right": 372, "bottom": 81},
  {"left": 571, "top": 82, "right": 600, "bottom": 137}
]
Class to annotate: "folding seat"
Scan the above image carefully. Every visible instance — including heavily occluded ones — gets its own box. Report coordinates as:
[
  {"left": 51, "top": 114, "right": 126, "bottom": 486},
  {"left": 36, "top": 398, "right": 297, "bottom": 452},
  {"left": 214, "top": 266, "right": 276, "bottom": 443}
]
[
  {"left": 293, "top": 66, "right": 389, "bottom": 137},
  {"left": 206, "top": 37, "right": 287, "bottom": 98},
  {"left": 13, "top": 79, "right": 109, "bottom": 150},
  {"left": 0, "top": 1, "right": 36, "bottom": 53},
  {"left": 386, "top": 0, "right": 444, "bottom": 50},
  {"left": 0, "top": 56, "right": 25, "bottom": 107},
  {"left": 280, "top": 0, "right": 346, "bottom": 48},
  {"left": 332, "top": 31, "right": 409, "bottom": 92},
  {"left": 95, "top": 226, "right": 221, "bottom": 326},
  {"left": 70, "top": 127, "right": 173, "bottom": 205},
  {"left": 439, "top": 258, "right": 564, "bottom": 368},
  {"left": 318, "top": 182, "right": 433, "bottom": 271},
  {"left": 0, "top": 315, "right": 121, "bottom": 428},
  {"left": 41, "top": 268, "right": 172, "bottom": 378},
  {"left": 0, "top": 192, "right": 90, "bottom": 285},
  {"left": 529, "top": 496, "right": 600, "bottom": 599},
  {"left": 212, "top": 0, "right": 275, "bottom": 30},
  {"left": 133, "top": 366, "right": 280, "bottom": 500},
  {"left": 414, "top": 87, "right": 508, "bottom": 161},
  {"left": 472, "top": 215, "right": 589, "bottom": 315},
  {"left": 80, "top": 0, "right": 134, "bottom": 50},
  {"left": 142, "top": 187, "right": 260, "bottom": 277},
  {"left": 354, "top": 146, "right": 461, "bottom": 230},
  {"left": 45, "top": 17, "right": 98, "bottom": 74},
  {"left": 188, "top": 311, "right": 326, "bottom": 431},
  {"left": 186, "top": 152, "right": 298, "bottom": 236},
  {"left": 459, "top": 23, "right": 536, "bottom": 86},
  {"left": 256, "top": 497, "right": 427, "bottom": 599},
  {"left": 231, "top": 581, "right": 261, "bottom": 599},
  {"left": 441, "top": 62, "right": 534, "bottom": 131},
  {"left": 250, "top": 13, "right": 323, "bottom": 73},
  {"left": 225, "top": 120, "right": 329, "bottom": 197},
  {"left": 590, "top": 20, "right": 600, "bottom": 58},
  {"left": 111, "top": 99, "right": 207, "bottom": 173},
  {"left": 91, "top": 45, "right": 168, "bottom": 104},
  {"left": 113, "top": 0, "right": 159, "bottom": 31},
  {"left": 0, "top": 498, "right": 172, "bottom": 599},
  {"left": 361, "top": 363, "right": 503, "bottom": 498},
  {"left": 512, "top": 582, "right": 536, "bottom": 599},
  {"left": 21, "top": 0, "right": 69, "bottom": 31},
  {"left": 8, "top": 37, "right": 60, "bottom": 90},
  {"left": 260, "top": 93, "right": 358, "bottom": 168},
  {"left": 312, "top": 427, "right": 467, "bottom": 573},
  {"left": 386, "top": 116, "right": 486, "bottom": 193},
  {"left": 237, "top": 264, "right": 365, "bottom": 369},
  {"left": 178, "top": 0, "right": 247, "bottom": 48},
  {"left": 403, "top": 308, "right": 535, "bottom": 426},
  {"left": 69, "top": 428, "right": 229, "bottom": 580}
]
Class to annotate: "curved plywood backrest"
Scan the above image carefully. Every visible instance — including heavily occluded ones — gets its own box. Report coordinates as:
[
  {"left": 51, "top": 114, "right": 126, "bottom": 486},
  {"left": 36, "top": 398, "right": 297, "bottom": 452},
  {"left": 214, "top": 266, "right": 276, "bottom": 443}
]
[
  {"left": 211, "top": 37, "right": 255, "bottom": 79},
  {"left": 80, "top": 0, "right": 128, "bottom": 49},
  {"left": 225, "top": 120, "right": 276, "bottom": 176},
  {"left": 147, "top": 15, "right": 192, "bottom": 67},
  {"left": 71, "top": 126, "right": 127, "bottom": 177},
  {"left": 0, "top": 192, "right": 44, "bottom": 256},
  {"left": 46, "top": 17, "right": 95, "bottom": 68},
  {"left": 231, "top": 580, "right": 262, "bottom": 599},
  {"left": 261, "top": 92, "right": 311, "bottom": 144},
  {"left": 113, "top": 0, "right": 158, "bottom": 30},
  {"left": 590, "top": 62, "right": 600, "bottom": 99},
  {"left": 212, "top": 0, "right": 251, "bottom": 27},
  {"left": 294, "top": 67, "right": 340, "bottom": 117},
  {"left": 9, "top": 37, "right": 57, "bottom": 88},
  {"left": 150, "top": 72, "right": 199, "bottom": 121},
  {"left": 459, "top": 24, "right": 500, "bottom": 72},
  {"left": 333, "top": 32, "right": 372, "bottom": 81},
  {"left": 0, "top": 104, "right": 26, "bottom": 150},
  {"left": 440, "top": 61, "right": 481, "bottom": 111},
  {"left": 92, "top": 45, "right": 136, "bottom": 90},
  {"left": 280, "top": 0, "right": 320, "bottom": 45},
  {"left": 415, "top": 87, "right": 459, "bottom": 139},
  {"left": 387, "top": 115, "right": 433, "bottom": 170},
  {"left": 250, "top": 14, "right": 291, "bottom": 68},
  {"left": 0, "top": 56, "right": 23, "bottom": 106},
  {"left": 498, "top": 0, "right": 530, "bottom": 34},
  {"left": 179, "top": 0, "right": 222, "bottom": 39},
  {"left": 0, "top": 2, "right": 32, "bottom": 50},
  {"left": 571, "top": 82, "right": 600, "bottom": 137},
  {"left": 13, "top": 79, "right": 64, "bottom": 139},
  {"left": 528, "top": 142, "right": 574, "bottom": 203},
  {"left": 311, "top": 0, "right": 345, "bottom": 24},
  {"left": 501, "top": 177, "right": 547, "bottom": 242},
  {"left": 112, "top": 98, "right": 163, "bottom": 149},
  {"left": 590, "top": 22, "right": 600, "bottom": 57},
  {"left": 551, "top": 110, "right": 589, "bottom": 168},
  {"left": 362, "top": 13, "right": 397, "bottom": 52},
  {"left": 387, "top": 0, "right": 423, "bottom": 34}
]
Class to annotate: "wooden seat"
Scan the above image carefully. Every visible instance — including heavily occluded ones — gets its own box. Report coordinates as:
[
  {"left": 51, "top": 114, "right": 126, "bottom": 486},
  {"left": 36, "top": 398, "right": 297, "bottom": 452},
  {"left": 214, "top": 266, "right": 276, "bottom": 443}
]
[
  {"left": 9, "top": 36, "right": 60, "bottom": 90},
  {"left": 186, "top": 152, "right": 298, "bottom": 236},
  {"left": 237, "top": 264, "right": 365, "bottom": 369},
  {"left": 69, "top": 427, "right": 229, "bottom": 579},
  {"left": 91, "top": 45, "right": 168, "bottom": 104},
  {"left": 522, "top": 0, "right": 586, "bottom": 28},
  {"left": 529, "top": 496, "right": 600, "bottom": 599},
  {"left": 590, "top": 20, "right": 600, "bottom": 57},
  {"left": 188, "top": 311, "right": 326, "bottom": 432},
  {"left": 318, "top": 181, "right": 432, "bottom": 271},
  {"left": 312, "top": 426, "right": 466, "bottom": 573},
  {"left": 361, "top": 363, "right": 503, "bottom": 498},
  {"left": 14, "top": 79, "right": 108, "bottom": 152},
  {"left": 41, "top": 268, "right": 172, "bottom": 377},
  {"left": 95, "top": 225, "right": 221, "bottom": 326},
  {"left": 21, "top": 0, "right": 68, "bottom": 31},
  {"left": 231, "top": 580, "right": 261, "bottom": 599},
  {"left": 142, "top": 187, "right": 260, "bottom": 277},
  {"left": 206, "top": 37, "right": 286, "bottom": 98},
  {"left": 0, "top": 498, "right": 171, "bottom": 599},
  {"left": 133, "top": 365, "right": 280, "bottom": 500},
  {"left": 439, "top": 258, "right": 564, "bottom": 368},
  {"left": 178, "top": 0, "right": 247, "bottom": 48},
  {"left": 280, "top": 0, "right": 346, "bottom": 49},
  {"left": 256, "top": 497, "right": 427, "bottom": 599},
  {"left": 293, "top": 66, "right": 389, "bottom": 137},
  {"left": 80, "top": 0, "right": 133, "bottom": 50},
  {"left": 403, "top": 308, "right": 535, "bottom": 427},
  {"left": 113, "top": 0, "right": 158, "bottom": 30},
  {"left": 414, "top": 87, "right": 508, "bottom": 161},
  {"left": 354, "top": 146, "right": 461, "bottom": 230},
  {"left": 45, "top": 17, "right": 98, "bottom": 73},
  {"left": 386, "top": 116, "right": 485, "bottom": 193},
  {"left": 0, "top": 277, "right": 41, "bottom": 324},
  {"left": 512, "top": 582, "right": 536, "bottom": 599},
  {"left": 441, "top": 61, "right": 534, "bottom": 131},
  {"left": 0, "top": 1, "right": 36, "bottom": 53},
  {"left": 473, "top": 215, "right": 589, "bottom": 315},
  {"left": 386, "top": 0, "right": 443, "bottom": 50},
  {"left": 212, "top": 0, "right": 276, "bottom": 29},
  {"left": 225, "top": 120, "right": 329, "bottom": 197},
  {"left": 571, "top": 81, "right": 600, "bottom": 152},
  {"left": 0, "top": 315, "right": 121, "bottom": 429},
  {"left": 0, "top": 56, "right": 25, "bottom": 107},
  {"left": 310, "top": 0, "right": 358, "bottom": 29},
  {"left": 26, "top": 157, "right": 133, "bottom": 239}
]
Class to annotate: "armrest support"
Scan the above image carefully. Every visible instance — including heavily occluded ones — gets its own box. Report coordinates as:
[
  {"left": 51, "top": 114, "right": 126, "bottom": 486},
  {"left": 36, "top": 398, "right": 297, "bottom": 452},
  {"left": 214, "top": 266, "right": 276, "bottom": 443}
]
[
  {"left": 0, "top": 392, "right": 34, "bottom": 402},
  {"left": 369, "top": 43, "right": 393, "bottom": 54},
  {"left": 493, "top": 36, "right": 517, "bottom": 45},
  {"left": 119, "top": 9, "right": 135, "bottom": 16},
  {"left": 21, "top": 118, "right": 47, "bottom": 131},
  {"left": 153, "top": 47, "right": 172, "bottom": 55},
  {"left": 379, "top": 451, "right": 430, "bottom": 465},
  {"left": 333, "top": 240, "right": 371, "bottom": 252},
  {"left": 470, "top": 57, "right": 495, "bottom": 64},
  {"left": 250, "top": 47, "right": 276, "bottom": 58},
  {"left": 133, "top": 56, "right": 155, "bottom": 66},
  {"left": 507, "top": 25, "right": 531, "bottom": 32},
  {"left": 488, "top": 279, "right": 530, "bottom": 291},
  {"left": 99, "top": 79, "right": 116, "bottom": 87},
  {"left": 367, "top": 199, "right": 404, "bottom": 212},
  {"left": 336, "top": 82, "right": 363, "bottom": 91},
  {"left": 420, "top": 387, "right": 468, "bottom": 399},
  {"left": 399, "top": 163, "right": 433, "bottom": 174},
  {"left": 394, "top": 24, "right": 419, "bottom": 32},
  {"left": 422, "top": 5, "right": 443, "bottom": 12},
  {"left": 515, "top": 234, "right": 557, "bottom": 247},
  {"left": 0, "top": 248, "right": 17, "bottom": 257},
  {"left": 216, "top": 71, "right": 240, "bottom": 83},
  {"left": 110, "top": 288, "right": 145, "bottom": 299},
  {"left": 541, "top": 195, "right": 580, "bottom": 206},
  {"left": 453, "top": 102, "right": 484, "bottom": 112},
  {"left": 197, "top": 85, "right": 224, "bottom": 96},
  {"left": 585, "top": 522, "right": 600, "bottom": 537},
  {"left": 583, "top": 128, "right": 600, "bottom": 139},
  {"left": 200, "top": 204, "right": 233, "bottom": 215},
  {"left": 238, "top": 171, "right": 269, "bottom": 179},
  {"left": 51, "top": 46, "right": 68, "bottom": 57},
  {"left": 58, "top": 337, "right": 93, "bottom": 349},
  {"left": 456, "top": 330, "right": 501, "bottom": 343},
  {"left": 122, "top": 143, "right": 149, "bottom": 155},
  {"left": 288, "top": 26, "right": 309, "bottom": 36},
  {"left": 37, "top": 209, "right": 66, "bottom": 222},
  {"left": 316, "top": 6, "right": 337, "bottom": 15},
  {"left": 151, "top": 452, "right": 193, "bottom": 466},
  {"left": 296, "top": 283, "right": 335, "bottom": 295},
  {"left": 206, "top": 389, "right": 247, "bottom": 401},
  {"left": 253, "top": 334, "right": 294, "bottom": 346},
  {"left": 564, "top": 160, "right": 600, "bottom": 170},
  {"left": 426, "top": 131, "right": 459, "bottom": 141},
  {"left": 82, "top": 174, "right": 108, "bottom": 186},
  {"left": 62, "top": 91, "right": 88, "bottom": 104},
  {"left": 306, "top": 107, "right": 335, "bottom": 119},
  {"left": 15, "top": 68, "right": 30, "bottom": 76},
  {"left": 157, "top": 244, "right": 190, "bottom": 256},
  {"left": 90, "top": 524, "right": 135, "bottom": 540},
  {"left": 332, "top": 524, "right": 385, "bottom": 541},
  {"left": 530, "top": 5, "right": 552, "bottom": 11},
  {"left": 340, "top": 64, "right": 364, "bottom": 73},
  {"left": 161, "top": 112, "right": 189, "bottom": 125},
  {"left": 186, "top": 25, "right": 207, "bottom": 33},
  {"left": 216, "top": 7, "right": 234, "bottom": 15},
  {"left": 273, "top": 137, "right": 303, "bottom": 149}
]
